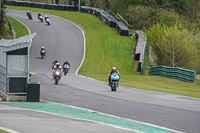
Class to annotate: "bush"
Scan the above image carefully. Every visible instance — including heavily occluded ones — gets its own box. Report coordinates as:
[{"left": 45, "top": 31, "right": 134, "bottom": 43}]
[
  {"left": 125, "top": 5, "right": 159, "bottom": 29},
  {"left": 145, "top": 24, "right": 200, "bottom": 73}
]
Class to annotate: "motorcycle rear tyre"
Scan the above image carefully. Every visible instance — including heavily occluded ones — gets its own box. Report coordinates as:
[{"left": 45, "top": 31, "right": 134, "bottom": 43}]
[{"left": 55, "top": 80, "right": 58, "bottom": 85}]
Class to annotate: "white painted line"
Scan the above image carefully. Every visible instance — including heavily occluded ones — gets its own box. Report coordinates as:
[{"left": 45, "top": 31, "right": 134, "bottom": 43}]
[
  {"left": 9, "top": 16, "right": 31, "bottom": 35},
  {"left": 0, "top": 127, "right": 20, "bottom": 133}
]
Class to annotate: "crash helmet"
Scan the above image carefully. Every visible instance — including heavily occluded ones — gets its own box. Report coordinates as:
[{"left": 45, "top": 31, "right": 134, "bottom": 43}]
[
  {"left": 42, "top": 46, "right": 45, "bottom": 49},
  {"left": 45, "top": 15, "right": 48, "bottom": 17},
  {"left": 56, "top": 62, "right": 60, "bottom": 66},
  {"left": 112, "top": 67, "right": 116, "bottom": 70}
]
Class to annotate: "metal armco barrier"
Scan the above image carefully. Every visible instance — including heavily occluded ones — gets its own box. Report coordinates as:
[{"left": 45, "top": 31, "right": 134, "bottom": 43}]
[
  {"left": 6, "top": 0, "right": 77, "bottom": 11},
  {"left": 6, "top": 1, "right": 130, "bottom": 36},
  {"left": 148, "top": 66, "right": 196, "bottom": 82},
  {"left": 134, "top": 30, "right": 147, "bottom": 74},
  {"left": 81, "top": 6, "right": 130, "bottom": 36}
]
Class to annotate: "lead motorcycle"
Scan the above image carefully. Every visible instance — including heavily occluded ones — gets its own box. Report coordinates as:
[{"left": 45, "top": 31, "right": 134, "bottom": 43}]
[
  {"left": 109, "top": 72, "right": 120, "bottom": 92},
  {"left": 53, "top": 70, "right": 62, "bottom": 85}
]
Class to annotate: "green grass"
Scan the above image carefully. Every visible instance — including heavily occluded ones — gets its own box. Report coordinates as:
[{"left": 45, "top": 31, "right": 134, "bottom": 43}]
[
  {"left": 0, "top": 18, "right": 13, "bottom": 39},
  {"left": 197, "top": 75, "right": 200, "bottom": 81},
  {"left": 6, "top": 5, "right": 200, "bottom": 98},
  {"left": 0, "top": 16, "right": 29, "bottom": 39},
  {"left": 0, "top": 129, "right": 8, "bottom": 133},
  {"left": 6, "top": 16, "right": 29, "bottom": 37}
]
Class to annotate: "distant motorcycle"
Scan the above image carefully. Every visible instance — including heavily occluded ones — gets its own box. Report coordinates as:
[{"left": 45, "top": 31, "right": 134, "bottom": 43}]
[
  {"left": 53, "top": 70, "right": 62, "bottom": 85},
  {"left": 40, "top": 49, "right": 46, "bottom": 59},
  {"left": 27, "top": 11, "right": 32, "bottom": 20},
  {"left": 45, "top": 17, "right": 50, "bottom": 25},
  {"left": 62, "top": 64, "right": 70, "bottom": 75},
  {"left": 38, "top": 14, "right": 43, "bottom": 22},
  {"left": 109, "top": 72, "right": 119, "bottom": 91}
]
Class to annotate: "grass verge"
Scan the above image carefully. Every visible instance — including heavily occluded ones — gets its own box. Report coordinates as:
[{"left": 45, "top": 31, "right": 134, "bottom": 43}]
[
  {"left": 0, "top": 17, "right": 13, "bottom": 39},
  {"left": 0, "top": 129, "right": 9, "bottom": 133},
  {"left": 6, "top": 16, "right": 29, "bottom": 37},
  {"left": 0, "top": 16, "right": 29, "bottom": 39},
  {"left": 6, "top": 5, "right": 200, "bottom": 98}
]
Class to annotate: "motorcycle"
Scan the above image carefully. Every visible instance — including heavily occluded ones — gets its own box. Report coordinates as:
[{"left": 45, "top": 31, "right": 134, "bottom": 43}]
[
  {"left": 53, "top": 70, "right": 62, "bottom": 85},
  {"left": 63, "top": 64, "right": 70, "bottom": 75},
  {"left": 40, "top": 49, "right": 46, "bottom": 59},
  {"left": 38, "top": 15, "right": 43, "bottom": 22},
  {"left": 109, "top": 72, "right": 119, "bottom": 92},
  {"left": 27, "top": 12, "right": 32, "bottom": 20},
  {"left": 45, "top": 17, "right": 50, "bottom": 25}
]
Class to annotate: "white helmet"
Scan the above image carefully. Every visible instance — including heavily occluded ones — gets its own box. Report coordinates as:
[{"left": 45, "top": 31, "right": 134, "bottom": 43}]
[
  {"left": 45, "top": 15, "right": 48, "bottom": 17},
  {"left": 112, "top": 67, "right": 116, "bottom": 70},
  {"left": 42, "top": 46, "right": 44, "bottom": 49}
]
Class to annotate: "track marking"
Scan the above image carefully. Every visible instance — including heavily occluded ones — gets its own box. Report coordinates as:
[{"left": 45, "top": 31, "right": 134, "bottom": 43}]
[{"left": 1, "top": 102, "right": 184, "bottom": 133}]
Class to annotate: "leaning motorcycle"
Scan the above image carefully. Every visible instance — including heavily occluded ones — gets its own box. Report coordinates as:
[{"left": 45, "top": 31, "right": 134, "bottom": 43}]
[
  {"left": 53, "top": 70, "right": 62, "bottom": 85},
  {"left": 45, "top": 18, "right": 50, "bottom": 25},
  {"left": 38, "top": 15, "right": 43, "bottom": 22},
  {"left": 63, "top": 64, "right": 70, "bottom": 75},
  {"left": 110, "top": 72, "right": 119, "bottom": 92},
  {"left": 27, "top": 12, "right": 32, "bottom": 20},
  {"left": 40, "top": 49, "right": 46, "bottom": 59}
]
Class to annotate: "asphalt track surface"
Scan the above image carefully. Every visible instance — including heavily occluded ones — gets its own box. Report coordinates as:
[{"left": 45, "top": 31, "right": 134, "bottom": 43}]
[{"left": 4, "top": 9, "right": 200, "bottom": 133}]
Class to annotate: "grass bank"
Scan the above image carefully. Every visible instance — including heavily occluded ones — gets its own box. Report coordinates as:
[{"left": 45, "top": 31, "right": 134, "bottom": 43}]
[
  {"left": 6, "top": 16, "right": 29, "bottom": 37},
  {"left": 0, "top": 17, "right": 13, "bottom": 39},
  {"left": 6, "top": 6, "right": 200, "bottom": 98},
  {"left": 0, "top": 129, "right": 8, "bottom": 133},
  {"left": 0, "top": 16, "right": 29, "bottom": 39}
]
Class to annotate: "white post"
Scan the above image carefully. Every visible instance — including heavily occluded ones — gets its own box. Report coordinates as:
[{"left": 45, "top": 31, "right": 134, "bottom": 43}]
[{"left": 78, "top": 0, "right": 80, "bottom": 11}]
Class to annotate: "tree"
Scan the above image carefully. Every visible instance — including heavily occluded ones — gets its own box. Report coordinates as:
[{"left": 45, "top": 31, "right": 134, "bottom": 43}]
[
  {"left": 159, "top": 26, "right": 197, "bottom": 69},
  {"left": 145, "top": 24, "right": 199, "bottom": 71}
]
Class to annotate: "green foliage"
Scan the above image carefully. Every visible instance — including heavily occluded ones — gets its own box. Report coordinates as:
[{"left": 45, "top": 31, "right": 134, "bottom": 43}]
[
  {"left": 6, "top": 16, "right": 29, "bottom": 37},
  {"left": 0, "top": 17, "right": 13, "bottom": 39},
  {"left": 158, "top": 9, "right": 190, "bottom": 28},
  {"left": 145, "top": 24, "right": 200, "bottom": 72},
  {"left": 126, "top": 5, "right": 159, "bottom": 29}
]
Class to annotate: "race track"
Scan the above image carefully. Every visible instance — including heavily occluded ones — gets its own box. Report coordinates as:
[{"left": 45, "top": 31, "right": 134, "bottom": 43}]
[{"left": 4, "top": 9, "right": 200, "bottom": 133}]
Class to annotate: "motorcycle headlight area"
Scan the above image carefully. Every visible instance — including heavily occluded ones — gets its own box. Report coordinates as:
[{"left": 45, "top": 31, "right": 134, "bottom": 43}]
[{"left": 55, "top": 71, "right": 60, "bottom": 75}]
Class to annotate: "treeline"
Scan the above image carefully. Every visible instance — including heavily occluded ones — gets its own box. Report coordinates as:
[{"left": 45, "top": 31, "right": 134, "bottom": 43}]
[{"left": 82, "top": 0, "right": 200, "bottom": 73}]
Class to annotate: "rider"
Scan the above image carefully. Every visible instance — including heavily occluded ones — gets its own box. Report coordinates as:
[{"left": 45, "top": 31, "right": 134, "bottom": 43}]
[
  {"left": 52, "top": 60, "right": 58, "bottom": 70},
  {"left": 108, "top": 67, "right": 120, "bottom": 86},
  {"left": 63, "top": 61, "right": 70, "bottom": 68},
  {"left": 45, "top": 15, "right": 49, "bottom": 21},
  {"left": 52, "top": 62, "right": 62, "bottom": 79},
  {"left": 27, "top": 11, "right": 31, "bottom": 17},
  {"left": 40, "top": 46, "right": 46, "bottom": 52},
  {"left": 40, "top": 46, "right": 46, "bottom": 57},
  {"left": 54, "top": 62, "right": 62, "bottom": 71},
  {"left": 38, "top": 12, "right": 42, "bottom": 19}
]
